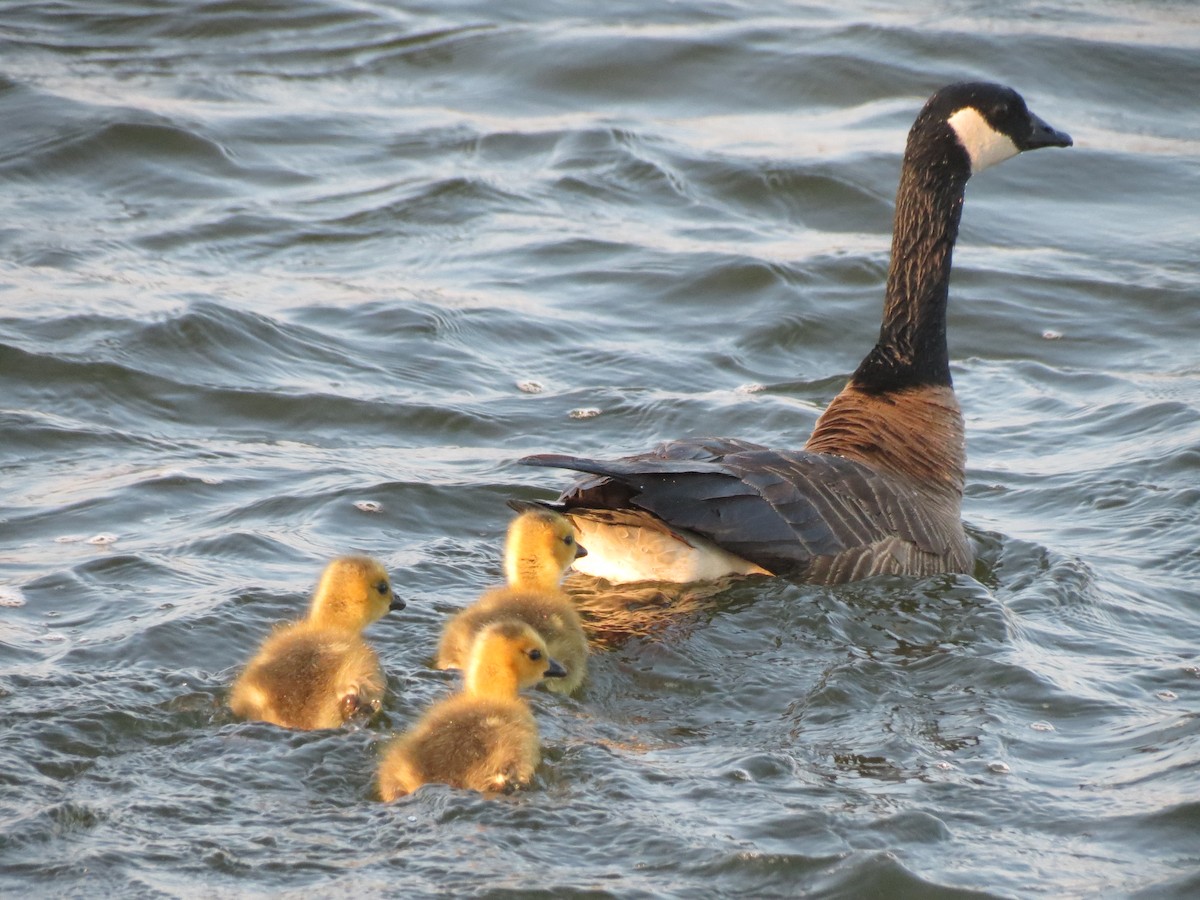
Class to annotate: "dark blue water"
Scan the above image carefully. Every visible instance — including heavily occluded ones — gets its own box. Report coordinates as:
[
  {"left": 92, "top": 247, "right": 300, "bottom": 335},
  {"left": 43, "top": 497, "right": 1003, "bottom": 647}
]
[{"left": 2, "top": 1, "right": 1198, "bottom": 897}]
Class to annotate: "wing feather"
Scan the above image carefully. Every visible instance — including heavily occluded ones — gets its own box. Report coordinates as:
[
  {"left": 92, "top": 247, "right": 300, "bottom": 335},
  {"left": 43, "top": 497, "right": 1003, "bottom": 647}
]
[{"left": 520, "top": 439, "right": 963, "bottom": 578}]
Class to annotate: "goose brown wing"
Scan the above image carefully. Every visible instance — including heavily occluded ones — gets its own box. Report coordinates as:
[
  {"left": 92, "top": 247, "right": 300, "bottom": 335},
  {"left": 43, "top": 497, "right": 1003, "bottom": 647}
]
[{"left": 520, "top": 440, "right": 959, "bottom": 577}]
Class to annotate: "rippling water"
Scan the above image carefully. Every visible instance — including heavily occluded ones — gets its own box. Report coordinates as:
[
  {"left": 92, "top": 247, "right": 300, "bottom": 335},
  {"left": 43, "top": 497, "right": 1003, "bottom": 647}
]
[{"left": 2, "top": 1, "right": 1198, "bottom": 896}]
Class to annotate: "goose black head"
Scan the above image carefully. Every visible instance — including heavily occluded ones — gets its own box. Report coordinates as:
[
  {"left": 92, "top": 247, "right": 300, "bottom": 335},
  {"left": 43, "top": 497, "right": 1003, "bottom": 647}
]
[{"left": 910, "top": 82, "right": 1072, "bottom": 177}]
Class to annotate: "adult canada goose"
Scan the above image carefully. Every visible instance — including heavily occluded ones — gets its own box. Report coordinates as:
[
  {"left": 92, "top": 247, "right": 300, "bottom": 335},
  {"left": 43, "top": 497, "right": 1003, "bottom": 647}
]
[
  {"left": 520, "top": 82, "right": 1072, "bottom": 585},
  {"left": 436, "top": 500, "right": 589, "bottom": 694},
  {"left": 378, "top": 620, "right": 567, "bottom": 799},
  {"left": 229, "top": 555, "right": 404, "bottom": 729}
]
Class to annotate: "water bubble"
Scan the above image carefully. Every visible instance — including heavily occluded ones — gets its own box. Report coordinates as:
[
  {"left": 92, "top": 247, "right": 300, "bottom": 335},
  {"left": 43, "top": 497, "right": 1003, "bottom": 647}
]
[
  {"left": 934, "top": 761, "right": 954, "bottom": 771},
  {"left": 1156, "top": 690, "right": 1178, "bottom": 702},
  {"left": 87, "top": 533, "right": 118, "bottom": 546},
  {"left": 55, "top": 535, "right": 83, "bottom": 544},
  {"left": 1042, "top": 330, "right": 1063, "bottom": 340},
  {"left": 568, "top": 407, "right": 601, "bottom": 419},
  {"left": 987, "top": 761, "right": 1012, "bottom": 775},
  {"left": 355, "top": 501, "right": 383, "bottom": 513},
  {"left": 159, "top": 469, "right": 220, "bottom": 485},
  {"left": 736, "top": 383, "right": 765, "bottom": 394},
  {"left": 516, "top": 380, "right": 544, "bottom": 394},
  {"left": 1029, "top": 721, "right": 1055, "bottom": 732},
  {"left": 0, "top": 587, "right": 26, "bottom": 608}
]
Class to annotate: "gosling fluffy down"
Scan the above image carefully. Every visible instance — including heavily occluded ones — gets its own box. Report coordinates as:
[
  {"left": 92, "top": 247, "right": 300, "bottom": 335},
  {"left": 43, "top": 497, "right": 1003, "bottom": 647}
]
[
  {"left": 436, "top": 500, "right": 588, "bottom": 694},
  {"left": 379, "top": 620, "right": 566, "bottom": 799},
  {"left": 229, "top": 555, "right": 404, "bottom": 730}
]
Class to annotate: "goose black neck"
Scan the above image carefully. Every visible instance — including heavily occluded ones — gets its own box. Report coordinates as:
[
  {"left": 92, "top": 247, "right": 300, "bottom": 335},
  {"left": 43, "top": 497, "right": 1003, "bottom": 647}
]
[{"left": 852, "top": 128, "right": 970, "bottom": 395}]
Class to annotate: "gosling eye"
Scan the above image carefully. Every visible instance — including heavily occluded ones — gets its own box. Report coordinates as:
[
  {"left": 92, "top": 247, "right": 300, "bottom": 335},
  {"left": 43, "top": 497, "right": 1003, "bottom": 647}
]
[
  {"left": 528, "top": 648, "right": 543, "bottom": 662},
  {"left": 563, "top": 534, "right": 574, "bottom": 547},
  {"left": 376, "top": 581, "right": 390, "bottom": 595}
]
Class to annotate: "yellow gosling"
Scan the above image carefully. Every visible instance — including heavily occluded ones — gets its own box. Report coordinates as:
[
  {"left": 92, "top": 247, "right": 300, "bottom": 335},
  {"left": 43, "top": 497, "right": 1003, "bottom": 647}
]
[
  {"left": 436, "top": 500, "right": 588, "bottom": 694},
  {"left": 498, "top": 499, "right": 586, "bottom": 594},
  {"left": 378, "top": 620, "right": 566, "bottom": 800},
  {"left": 229, "top": 555, "right": 403, "bottom": 730}
]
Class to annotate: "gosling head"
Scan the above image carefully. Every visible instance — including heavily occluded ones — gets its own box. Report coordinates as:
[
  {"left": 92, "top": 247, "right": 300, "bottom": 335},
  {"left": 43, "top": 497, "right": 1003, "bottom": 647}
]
[
  {"left": 502, "top": 499, "right": 587, "bottom": 591},
  {"left": 467, "top": 619, "right": 568, "bottom": 696},
  {"left": 307, "top": 555, "right": 404, "bottom": 632},
  {"left": 909, "top": 82, "right": 1072, "bottom": 178}
]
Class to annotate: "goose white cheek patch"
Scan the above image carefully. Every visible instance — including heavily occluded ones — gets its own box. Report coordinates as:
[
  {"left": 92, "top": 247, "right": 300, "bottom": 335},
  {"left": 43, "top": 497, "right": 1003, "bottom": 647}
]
[{"left": 948, "top": 107, "right": 1020, "bottom": 173}]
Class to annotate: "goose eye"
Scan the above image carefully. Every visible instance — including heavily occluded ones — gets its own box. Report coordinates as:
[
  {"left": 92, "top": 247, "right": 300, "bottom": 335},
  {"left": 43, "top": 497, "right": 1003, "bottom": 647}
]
[
  {"left": 376, "top": 581, "right": 390, "bottom": 595},
  {"left": 528, "top": 648, "right": 543, "bottom": 661}
]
